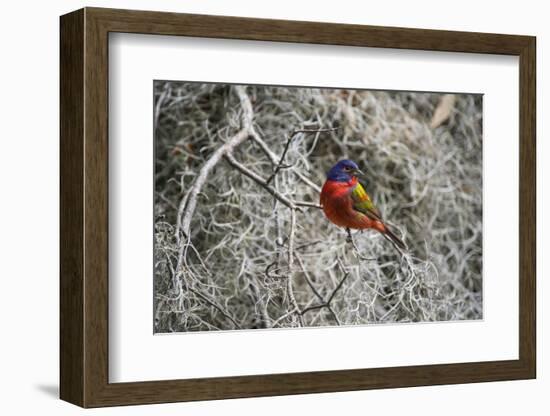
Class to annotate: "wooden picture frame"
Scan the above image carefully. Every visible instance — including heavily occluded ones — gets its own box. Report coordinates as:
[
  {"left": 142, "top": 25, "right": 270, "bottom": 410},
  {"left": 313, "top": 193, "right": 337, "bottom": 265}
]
[{"left": 60, "top": 7, "right": 536, "bottom": 408}]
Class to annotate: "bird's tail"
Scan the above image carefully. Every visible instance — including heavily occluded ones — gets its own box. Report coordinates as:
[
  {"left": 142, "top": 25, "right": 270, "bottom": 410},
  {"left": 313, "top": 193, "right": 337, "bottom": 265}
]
[{"left": 382, "top": 225, "right": 407, "bottom": 253}]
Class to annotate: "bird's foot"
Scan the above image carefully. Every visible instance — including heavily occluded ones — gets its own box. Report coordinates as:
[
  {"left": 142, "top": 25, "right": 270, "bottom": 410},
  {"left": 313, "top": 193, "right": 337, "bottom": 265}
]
[
  {"left": 346, "top": 228, "right": 353, "bottom": 244},
  {"left": 346, "top": 228, "right": 377, "bottom": 262}
]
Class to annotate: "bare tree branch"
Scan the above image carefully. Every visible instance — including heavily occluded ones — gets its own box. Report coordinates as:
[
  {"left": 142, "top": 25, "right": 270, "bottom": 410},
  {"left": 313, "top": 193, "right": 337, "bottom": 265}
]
[
  {"left": 296, "top": 254, "right": 341, "bottom": 325},
  {"left": 286, "top": 209, "right": 304, "bottom": 326},
  {"left": 176, "top": 85, "right": 254, "bottom": 240},
  {"left": 250, "top": 129, "right": 279, "bottom": 165},
  {"left": 248, "top": 282, "right": 271, "bottom": 329},
  {"left": 301, "top": 262, "right": 350, "bottom": 318},
  {"left": 224, "top": 152, "right": 298, "bottom": 210},
  {"left": 266, "top": 127, "right": 339, "bottom": 185},
  {"left": 295, "top": 170, "right": 322, "bottom": 193},
  {"left": 346, "top": 228, "right": 377, "bottom": 262},
  {"left": 271, "top": 307, "right": 298, "bottom": 328},
  {"left": 295, "top": 201, "right": 323, "bottom": 209},
  {"left": 189, "top": 287, "right": 242, "bottom": 330}
]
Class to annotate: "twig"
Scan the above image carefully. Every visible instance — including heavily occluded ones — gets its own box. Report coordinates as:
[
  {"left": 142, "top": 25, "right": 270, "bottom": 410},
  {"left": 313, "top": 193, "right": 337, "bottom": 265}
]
[
  {"left": 300, "top": 303, "right": 328, "bottom": 315},
  {"left": 266, "top": 127, "right": 339, "bottom": 185},
  {"left": 189, "top": 287, "right": 242, "bottom": 329},
  {"left": 301, "top": 263, "right": 350, "bottom": 318},
  {"left": 224, "top": 152, "right": 298, "bottom": 210},
  {"left": 154, "top": 84, "right": 170, "bottom": 132},
  {"left": 295, "top": 240, "right": 324, "bottom": 250},
  {"left": 294, "top": 201, "right": 323, "bottom": 209},
  {"left": 271, "top": 308, "right": 298, "bottom": 328},
  {"left": 346, "top": 228, "right": 377, "bottom": 261},
  {"left": 328, "top": 260, "right": 351, "bottom": 304},
  {"left": 248, "top": 282, "right": 271, "bottom": 329},
  {"left": 264, "top": 261, "right": 286, "bottom": 280},
  {"left": 250, "top": 129, "right": 279, "bottom": 165},
  {"left": 293, "top": 127, "right": 340, "bottom": 134},
  {"left": 295, "top": 171, "right": 322, "bottom": 193},
  {"left": 286, "top": 209, "right": 304, "bottom": 326},
  {"left": 296, "top": 254, "right": 341, "bottom": 325}
]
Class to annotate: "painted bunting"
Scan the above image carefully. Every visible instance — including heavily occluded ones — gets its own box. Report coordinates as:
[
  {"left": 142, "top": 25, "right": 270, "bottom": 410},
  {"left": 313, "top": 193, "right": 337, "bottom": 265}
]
[{"left": 320, "top": 159, "right": 406, "bottom": 251}]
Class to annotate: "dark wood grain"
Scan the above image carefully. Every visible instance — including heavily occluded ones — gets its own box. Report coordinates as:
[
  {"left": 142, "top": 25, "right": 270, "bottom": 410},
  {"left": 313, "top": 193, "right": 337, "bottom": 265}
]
[
  {"left": 518, "top": 38, "right": 536, "bottom": 376},
  {"left": 83, "top": 10, "right": 110, "bottom": 406},
  {"left": 59, "top": 8, "right": 84, "bottom": 406},
  {"left": 59, "top": 7, "right": 537, "bottom": 408},
  {"left": 87, "top": 7, "right": 532, "bottom": 55}
]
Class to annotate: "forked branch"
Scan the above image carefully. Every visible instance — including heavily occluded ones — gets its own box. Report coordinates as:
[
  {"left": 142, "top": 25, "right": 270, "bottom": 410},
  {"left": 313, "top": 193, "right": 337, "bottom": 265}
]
[
  {"left": 266, "top": 127, "right": 339, "bottom": 185},
  {"left": 176, "top": 85, "right": 254, "bottom": 240},
  {"left": 301, "top": 259, "right": 350, "bottom": 318}
]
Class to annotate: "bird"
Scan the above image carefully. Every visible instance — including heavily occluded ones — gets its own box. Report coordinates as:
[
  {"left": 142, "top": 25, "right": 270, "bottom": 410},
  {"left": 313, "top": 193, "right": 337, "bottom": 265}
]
[{"left": 320, "top": 159, "right": 406, "bottom": 252}]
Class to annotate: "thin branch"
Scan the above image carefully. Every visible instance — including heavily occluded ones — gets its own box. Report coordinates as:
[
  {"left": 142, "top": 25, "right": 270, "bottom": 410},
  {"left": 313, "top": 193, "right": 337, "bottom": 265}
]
[
  {"left": 346, "top": 228, "right": 377, "bottom": 262},
  {"left": 295, "top": 201, "right": 323, "bottom": 209},
  {"left": 293, "top": 127, "right": 340, "bottom": 134},
  {"left": 266, "top": 127, "right": 339, "bottom": 185},
  {"left": 295, "top": 170, "right": 322, "bottom": 193},
  {"left": 286, "top": 209, "right": 304, "bottom": 326},
  {"left": 189, "top": 287, "right": 242, "bottom": 330},
  {"left": 224, "top": 152, "right": 298, "bottom": 210},
  {"left": 248, "top": 282, "right": 271, "bottom": 329},
  {"left": 264, "top": 261, "right": 286, "bottom": 280},
  {"left": 301, "top": 263, "right": 350, "bottom": 317},
  {"left": 250, "top": 129, "right": 279, "bottom": 165},
  {"left": 154, "top": 84, "right": 169, "bottom": 132},
  {"left": 328, "top": 261, "right": 350, "bottom": 304},
  {"left": 271, "top": 308, "right": 298, "bottom": 328},
  {"left": 295, "top": 239, "right": 324, "bottom": 250},
  {"left": 296, "top": 254, "right": 341, "bottom": 325}
]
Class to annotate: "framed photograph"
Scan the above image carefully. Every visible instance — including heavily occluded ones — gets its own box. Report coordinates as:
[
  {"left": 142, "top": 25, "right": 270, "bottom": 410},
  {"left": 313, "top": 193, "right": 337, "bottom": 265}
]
[{"left": 60, "top": 7, "right": 536, "bottom": 408}]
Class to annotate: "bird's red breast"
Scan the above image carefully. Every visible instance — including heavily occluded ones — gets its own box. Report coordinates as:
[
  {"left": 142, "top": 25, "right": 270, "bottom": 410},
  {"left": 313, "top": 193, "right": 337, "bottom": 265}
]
[{"left": 320, "top": 178, "right": 384, "bottom": 231}]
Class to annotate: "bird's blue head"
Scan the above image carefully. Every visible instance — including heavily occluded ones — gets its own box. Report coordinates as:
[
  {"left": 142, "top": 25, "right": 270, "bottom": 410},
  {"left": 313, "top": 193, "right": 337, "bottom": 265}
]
[{"left": 326, "top": 159, "right": 364, "bottom": 182}]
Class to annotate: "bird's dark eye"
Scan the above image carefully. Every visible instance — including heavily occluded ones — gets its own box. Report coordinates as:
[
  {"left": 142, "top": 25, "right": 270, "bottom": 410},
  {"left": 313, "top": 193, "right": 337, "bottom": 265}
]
[{"left": 343, "top": 166, "right": 350, "bottom": 171}]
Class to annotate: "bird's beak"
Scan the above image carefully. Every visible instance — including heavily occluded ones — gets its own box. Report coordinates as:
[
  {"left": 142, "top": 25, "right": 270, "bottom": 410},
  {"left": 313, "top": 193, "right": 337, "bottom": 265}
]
[{"left": 351, "top": 168, "right": 366, "bottom": 178}]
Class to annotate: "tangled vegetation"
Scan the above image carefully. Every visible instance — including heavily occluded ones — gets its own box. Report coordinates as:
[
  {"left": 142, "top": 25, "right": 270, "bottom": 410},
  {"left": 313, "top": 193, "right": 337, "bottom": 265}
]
[{"left": 153, "top": 82, "right": 482, "bottom": 333}]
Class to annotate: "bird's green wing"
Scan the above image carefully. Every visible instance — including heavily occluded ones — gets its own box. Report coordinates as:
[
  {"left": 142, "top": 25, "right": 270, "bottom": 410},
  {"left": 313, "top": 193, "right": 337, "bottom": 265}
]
[{"left": 351, "top": 181, "right": 383, "bottom": 221}]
